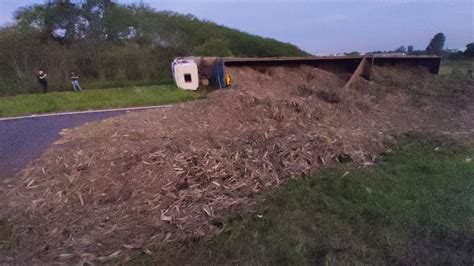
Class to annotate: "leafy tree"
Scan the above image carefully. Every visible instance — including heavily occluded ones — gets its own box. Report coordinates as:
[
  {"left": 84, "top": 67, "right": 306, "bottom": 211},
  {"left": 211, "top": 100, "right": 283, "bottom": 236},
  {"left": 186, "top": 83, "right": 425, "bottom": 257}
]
[
  {"left": 464, "top": 42, "right": 474, "bottom": 58},
  {"left": 394, "top": 46, "right": 406, "bottom": 53},
  {"left": 82, "top": 0, "right": 135, "bottom": 42},
  {"left": 15, "top": 0, "right": 80, "bottom": 43},
  {"left": 0, "top": 0, "right": 307, "bottom": 96},
  {"left": 426, "top": 33, "right": 446, "bottom": 56},
  {"left": 345, "top": 51, "right": 360, "bottom": 56},
  {"left": 193, "top": 39, "right": 233, "bottom": 57}
]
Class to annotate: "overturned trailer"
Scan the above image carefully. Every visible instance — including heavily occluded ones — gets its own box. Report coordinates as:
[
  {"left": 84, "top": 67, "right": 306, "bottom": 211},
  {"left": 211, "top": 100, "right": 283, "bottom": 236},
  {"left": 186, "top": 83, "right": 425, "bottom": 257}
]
[{"left": 172, "top": 55, "right": 441, "bottom": 90}]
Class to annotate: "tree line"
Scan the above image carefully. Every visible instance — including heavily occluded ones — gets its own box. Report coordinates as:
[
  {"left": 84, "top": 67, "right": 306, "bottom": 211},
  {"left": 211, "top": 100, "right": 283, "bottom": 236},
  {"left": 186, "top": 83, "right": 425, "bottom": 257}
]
[
  {"left": 0, "top": 0, "right": 306, "bottom": 96},
  {"left": 370, "top": 32, "right": 473, "bottom": 59}
]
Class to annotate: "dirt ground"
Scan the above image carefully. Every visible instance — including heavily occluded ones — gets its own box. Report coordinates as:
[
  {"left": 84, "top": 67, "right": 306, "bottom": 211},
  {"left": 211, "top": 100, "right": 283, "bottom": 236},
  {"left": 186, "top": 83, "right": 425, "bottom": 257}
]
[{"left": 1, "top": 64, "right": 473, "bottom": 264}]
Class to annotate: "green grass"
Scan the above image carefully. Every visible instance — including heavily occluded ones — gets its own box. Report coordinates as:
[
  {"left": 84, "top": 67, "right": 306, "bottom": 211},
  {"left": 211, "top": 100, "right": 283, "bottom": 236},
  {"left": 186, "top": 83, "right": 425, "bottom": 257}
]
[
  {"left": 0, "top": 85, "right": 197, "bottom": 118},
  {"left": 439, "top": 59, "right": 474, "bottom": 76},
  {"left": 130, "top": 137, "right": 474, "bottom": 265},
  {"left": 0, "top": 79, "right": 174, "bottom": 97},
  {"left": 80, "top": 79, "right": 173, "bottom": 91}
]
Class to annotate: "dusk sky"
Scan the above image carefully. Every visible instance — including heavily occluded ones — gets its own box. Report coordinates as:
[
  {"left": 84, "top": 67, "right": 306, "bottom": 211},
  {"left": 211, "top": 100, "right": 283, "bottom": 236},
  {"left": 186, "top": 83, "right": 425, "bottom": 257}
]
[{"left": 1, "top": 0, "right": 473, "bottom": 54}]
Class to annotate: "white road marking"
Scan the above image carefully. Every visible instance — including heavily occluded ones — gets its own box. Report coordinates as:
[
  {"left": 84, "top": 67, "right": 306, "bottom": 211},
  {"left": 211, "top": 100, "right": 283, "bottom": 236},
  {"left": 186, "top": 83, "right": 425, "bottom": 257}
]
[{"left": 0, "top": 105, "right": 172, "bottom": 122}]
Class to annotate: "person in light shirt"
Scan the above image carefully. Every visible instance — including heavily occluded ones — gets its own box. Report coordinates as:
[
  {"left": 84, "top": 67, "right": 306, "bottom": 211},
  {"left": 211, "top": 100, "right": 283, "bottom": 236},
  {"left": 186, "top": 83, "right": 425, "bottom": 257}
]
[
  {"left": 37, "top": 70, "right": 48, "bottom": 93},
  {"left": 69, "top": 71, "right": 82, "bottom": 92}
]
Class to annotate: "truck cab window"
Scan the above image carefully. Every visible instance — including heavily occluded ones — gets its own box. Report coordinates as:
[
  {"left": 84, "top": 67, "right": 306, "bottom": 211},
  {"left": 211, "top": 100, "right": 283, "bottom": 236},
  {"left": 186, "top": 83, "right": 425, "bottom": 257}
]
[{"left": 184, "top": 73, "right": 192, "bottom": 83}]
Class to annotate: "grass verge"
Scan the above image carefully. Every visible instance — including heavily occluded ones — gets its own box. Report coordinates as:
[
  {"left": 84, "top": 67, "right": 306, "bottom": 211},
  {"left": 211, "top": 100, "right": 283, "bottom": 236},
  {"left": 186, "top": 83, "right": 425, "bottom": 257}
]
[
  {"left": 80, "top": 79, "right": 173, "bottom": 91},
  {"left": 0, "top": 85, "right": 197, "bottom": 118},
  {"left": 130, "top": 137, "right": 474, "bottom": 265}
]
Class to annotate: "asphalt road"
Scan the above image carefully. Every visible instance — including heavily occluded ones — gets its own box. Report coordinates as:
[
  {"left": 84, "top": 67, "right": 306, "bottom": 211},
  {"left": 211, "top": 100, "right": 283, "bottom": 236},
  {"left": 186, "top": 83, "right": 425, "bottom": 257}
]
[{"left": 0, "top": 107, "right": 166, "bottom": 179}]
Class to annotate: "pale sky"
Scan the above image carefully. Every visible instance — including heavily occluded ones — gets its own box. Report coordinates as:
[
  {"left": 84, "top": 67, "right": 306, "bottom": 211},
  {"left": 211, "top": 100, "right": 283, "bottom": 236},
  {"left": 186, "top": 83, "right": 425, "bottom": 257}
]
[{"left": 1, "top": 0, "right": 473, "bottom": 54}]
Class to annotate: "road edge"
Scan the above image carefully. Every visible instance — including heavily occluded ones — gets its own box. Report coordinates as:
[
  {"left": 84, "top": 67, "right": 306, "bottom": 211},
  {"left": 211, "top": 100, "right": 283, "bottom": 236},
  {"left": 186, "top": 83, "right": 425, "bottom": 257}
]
[{"left": 0, "top": 105, "right": 172, "bottom": 122}]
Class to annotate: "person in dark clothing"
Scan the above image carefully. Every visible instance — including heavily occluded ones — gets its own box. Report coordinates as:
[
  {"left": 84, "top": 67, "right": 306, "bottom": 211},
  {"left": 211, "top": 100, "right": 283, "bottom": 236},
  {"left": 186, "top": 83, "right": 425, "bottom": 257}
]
[
  {"left": 69, "top": 71, "right": 82, "bottom": 92},
  {"left": 37, "top": 70, "right": 48, "bottom": 93}
]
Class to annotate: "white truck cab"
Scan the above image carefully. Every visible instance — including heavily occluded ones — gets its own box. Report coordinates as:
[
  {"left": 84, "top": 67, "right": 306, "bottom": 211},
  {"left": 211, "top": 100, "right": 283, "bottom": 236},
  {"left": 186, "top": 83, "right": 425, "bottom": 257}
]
[{"left": 171, "top": 58, "right": 199, "bottom": 90}]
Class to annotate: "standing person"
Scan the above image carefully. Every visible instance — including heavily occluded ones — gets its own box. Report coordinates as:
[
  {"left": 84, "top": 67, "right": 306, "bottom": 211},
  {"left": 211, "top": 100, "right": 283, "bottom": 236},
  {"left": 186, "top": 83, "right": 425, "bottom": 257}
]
[
  {"left": 70, "top": 71, "right": 82, "bottom": 92},
  {"left": 37, "top": 70, "right": 48, "bottom": 93}
]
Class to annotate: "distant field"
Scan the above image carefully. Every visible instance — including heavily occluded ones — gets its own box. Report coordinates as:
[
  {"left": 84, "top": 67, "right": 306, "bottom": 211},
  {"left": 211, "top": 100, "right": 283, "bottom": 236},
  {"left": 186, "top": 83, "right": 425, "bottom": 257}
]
[
  {"left": 0, "top": 85, "right": 197, "bottom": 118},
  {"left": 439, "top": 59, "right": 474, "bottom": 76}
]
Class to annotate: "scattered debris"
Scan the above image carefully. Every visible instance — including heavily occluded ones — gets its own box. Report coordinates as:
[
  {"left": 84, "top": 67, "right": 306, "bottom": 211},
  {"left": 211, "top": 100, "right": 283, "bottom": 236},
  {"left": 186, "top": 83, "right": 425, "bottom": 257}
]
[
  {"left": 97, "top": 250, "right": 121, "bottom": 262},
  {"left": 143, "top": 249, "right": 153, "bottom": 255},
  {"left": 337, "top": 154, "right": 353, "bottom": 163},
  {"left": 58, "top": 254, "right": 74, "bottom": 260},
  {"left": 160, "top": 213, "right": 173, "bottom": 222},
  {"left": 316, "top": 91, "right": 341, "bottom": 104},
  {"left": 1, "top": 65, "right": 473, "bottom": 264},
  {"left": 175, "top": 177, "right": 189, "bottom": 190}
]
